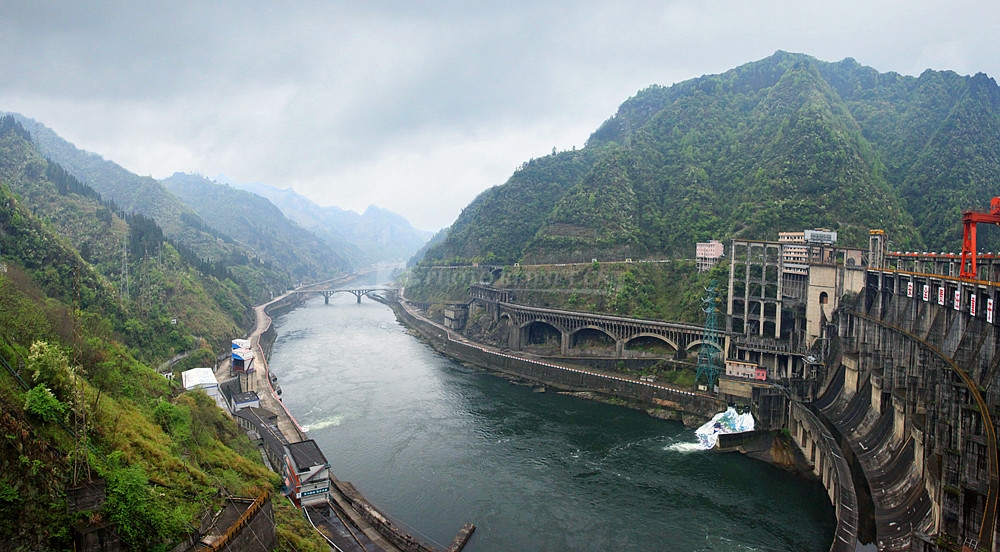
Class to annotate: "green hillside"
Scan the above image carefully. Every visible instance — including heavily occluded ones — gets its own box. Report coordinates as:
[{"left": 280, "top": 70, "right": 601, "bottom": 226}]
[
  {"left": 6, "top": 114, "right": 337, "bottom": 300},
  {"left": 0, "top": 120, "right": 245, "bottom": 359},
  {"left": 422, "top": 52, "right": 1000, "bottom": 265},
  {"left": 162, "top": 172, "right": 351, "bottom": 282},
  {"left": 423, "top": 147, "right": 602, "bottom": 264},
  {"left": 0, "top": 116, "right": 328, "bottom": 550}
]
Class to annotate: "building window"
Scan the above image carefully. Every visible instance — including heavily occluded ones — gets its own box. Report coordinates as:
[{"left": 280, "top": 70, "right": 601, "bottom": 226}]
[{"left": 819, "top": 291, "right": 829, "bottom": 305}]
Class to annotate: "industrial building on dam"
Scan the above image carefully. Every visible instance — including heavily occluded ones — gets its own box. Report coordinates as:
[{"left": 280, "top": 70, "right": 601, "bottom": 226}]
[{"left": 716, "top": 222, "right": 1000, "bottom": 552}]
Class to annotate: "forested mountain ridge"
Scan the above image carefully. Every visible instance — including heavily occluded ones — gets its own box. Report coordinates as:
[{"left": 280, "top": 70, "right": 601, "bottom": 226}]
[
  {"left": 0, "top": 116, "right": 329, "bottom": 549},
  {"left": 0, "top": 116, "right": 244, "bottom": 360},
  {"left": 5, "top": 114, "right": 342, "bottom": 299},
  {"left": 422, "top": 52, "right": 1000, "bottom": 265},
  {"left": 162, "top": 172, "right": 351, "bottom": 281},
  {"left": 427, "top": 146, "right": 604, "bottom": 264},
  {"left": 230, "top": 179, "right": 433, "bottom": 266}
]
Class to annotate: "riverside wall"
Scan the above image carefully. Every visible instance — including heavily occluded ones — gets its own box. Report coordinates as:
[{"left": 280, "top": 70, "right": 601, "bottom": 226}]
[{"left": 389, "top": 298, "right": 724, "bottom": 422}]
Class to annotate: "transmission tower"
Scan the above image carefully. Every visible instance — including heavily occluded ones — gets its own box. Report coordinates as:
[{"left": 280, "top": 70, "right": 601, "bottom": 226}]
[
  {"left": 120, "top": 236, "right": 130, "bottom": 301},
  {"left": 71, "top": 263, "right": 91, "bottom": 485},
  {"left": 695, "top": 281, "right": 722, "bottom": 390}
]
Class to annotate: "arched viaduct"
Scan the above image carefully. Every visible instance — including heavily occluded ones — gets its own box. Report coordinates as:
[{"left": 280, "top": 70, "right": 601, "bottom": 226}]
[{"left": 470, "top": 285, "right": 721, "bottom": 358}]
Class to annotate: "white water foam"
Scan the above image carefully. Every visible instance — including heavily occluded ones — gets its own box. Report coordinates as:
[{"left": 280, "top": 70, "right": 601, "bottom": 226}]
[
  {"left": 665, "top": 442, "right": 707, "bottom": 453},
  {"left": 302, "top": 414, "right": 347, "bottom": 432}
]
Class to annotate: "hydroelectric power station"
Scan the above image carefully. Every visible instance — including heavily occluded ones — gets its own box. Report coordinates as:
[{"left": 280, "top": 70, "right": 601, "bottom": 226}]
[{"left": 395, "top": 200, "right": 1000, "bottom": 552}]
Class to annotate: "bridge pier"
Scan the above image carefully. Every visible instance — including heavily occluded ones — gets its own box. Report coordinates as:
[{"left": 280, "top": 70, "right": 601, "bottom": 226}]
[
  {"left": 320, "top": 291, "right": 334, "bottom": 305},
  {"left": 510, "top": 324, "right": 521, "bottom": 350}
]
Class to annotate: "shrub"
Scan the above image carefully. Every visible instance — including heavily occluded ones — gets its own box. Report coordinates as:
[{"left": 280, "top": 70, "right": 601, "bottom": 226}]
[{"left": 23, "top": 384, "right": 67, "bottom": 423}]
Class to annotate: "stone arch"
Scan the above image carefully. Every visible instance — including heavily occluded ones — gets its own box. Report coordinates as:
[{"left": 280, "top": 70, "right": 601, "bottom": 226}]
[
  {"left": 568, "top": 325, "right": 617, "bottom": 353},
  {"left": 521, "top": 320, "right": 563, "bottom": 351},
  {"left": 686, "top": 339, "right": 723, "bottom": 353},
  {"left": 623, "top": 332, "right": 679, "bottom": 356},
  {"left": 518, "top": 317, "right": 567, "bottom": 334}
]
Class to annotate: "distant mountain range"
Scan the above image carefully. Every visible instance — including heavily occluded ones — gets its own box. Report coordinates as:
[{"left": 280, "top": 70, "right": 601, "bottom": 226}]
[
  {"left": 3, "top": 113, "right": 431, "bottom": 292},
  {"left": 421, "top": 51, "right": 1000, "bottom": 265},
  {"left": 226, "top": 179, "right": 433, "bottom": 267}
]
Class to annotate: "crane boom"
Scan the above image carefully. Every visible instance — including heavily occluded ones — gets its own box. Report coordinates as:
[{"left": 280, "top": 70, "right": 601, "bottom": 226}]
[{"left": 959, "top": 197, "right": 1000, "bottom": 279}]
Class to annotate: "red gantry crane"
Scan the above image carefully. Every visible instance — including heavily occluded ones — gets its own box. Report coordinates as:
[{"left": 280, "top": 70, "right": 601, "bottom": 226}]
[{"left": 960, "top": 197, "right": 1000, "bottom": 280}]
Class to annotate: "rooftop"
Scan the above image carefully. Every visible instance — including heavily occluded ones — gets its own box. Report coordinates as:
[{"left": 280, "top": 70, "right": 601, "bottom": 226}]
[
  {"left": 232, "top": 391, "right": 260, "bottom": 403},
  {"left": 287, "top": 440, "right": 328, "bottom": 471},
  {"left": 181, "top": 368, "right": 218, "bottom": 390}
]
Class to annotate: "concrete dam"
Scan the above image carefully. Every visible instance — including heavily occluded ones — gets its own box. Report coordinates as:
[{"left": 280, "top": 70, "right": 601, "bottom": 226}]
[
  {"left": 722, "top": 232, "right": 1000, "bottom": 552},
  {"left": 814, "top": 262, "right": 1000, "bottom": 552}
]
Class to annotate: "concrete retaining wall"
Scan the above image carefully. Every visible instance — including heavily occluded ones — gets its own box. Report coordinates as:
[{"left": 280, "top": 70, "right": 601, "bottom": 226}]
[
  {"left": 789, "top": 402, "right": 859, "bottom": 552},
  {"left": 393, "top": 299, "right": 723, "bottom": 422}
]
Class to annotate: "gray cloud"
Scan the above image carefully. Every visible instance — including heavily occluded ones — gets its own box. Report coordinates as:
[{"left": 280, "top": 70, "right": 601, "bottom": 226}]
[{"left": 1, "top": 0, "right": 997, "bottom": 230}]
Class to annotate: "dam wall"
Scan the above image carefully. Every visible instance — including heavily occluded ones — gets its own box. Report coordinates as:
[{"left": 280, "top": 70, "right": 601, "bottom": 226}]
[
  {"left": 813, "top": 267, "right": 1000, "bottom": 551},
  {"left": 788, "top": 402, "right": 859, "bottom": 552}
]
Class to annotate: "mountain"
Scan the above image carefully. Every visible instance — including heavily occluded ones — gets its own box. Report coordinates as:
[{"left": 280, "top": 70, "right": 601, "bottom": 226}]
[
  {"left": 421, "top": 52, "right": 1000, "bottom": 265},
  {"left": 161, "top": 173, "right": 350, "bottom": 281},
  {"left": 4, "top": 114, "right": 334, "bottom": 298},
  {"left": 0, "top": 116, "right": 244, "bottom": 357},
  {"left": 228, "top": 179, "right": 433, "bottom": 266},
  {"left": 0, "top": 115, "right": 328, "bottom": 550}
]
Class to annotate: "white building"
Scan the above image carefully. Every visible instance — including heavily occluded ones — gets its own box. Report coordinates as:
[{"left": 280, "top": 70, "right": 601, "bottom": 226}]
[
  {"left": 696, "top": 239, "right": 725, "bottom": 272},
  {"left": 181, "top": 368, "right": 226, "bottom": 409}
]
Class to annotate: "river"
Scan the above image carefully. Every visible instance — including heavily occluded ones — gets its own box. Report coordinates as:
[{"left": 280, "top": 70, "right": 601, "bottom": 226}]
[{"left": 268, "top": 292, "right": 836, "bottom": 552}]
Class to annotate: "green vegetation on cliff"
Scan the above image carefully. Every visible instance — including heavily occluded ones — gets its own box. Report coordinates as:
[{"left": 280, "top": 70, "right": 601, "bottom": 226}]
[
  {"left": 0, "top": 115, "right": 327, "bottom": 550},
  {"left": 0, "top": 118, "right": 244, "bottom": 359},
  {"left": 422, "top": 52, "right": 1000, "bottom": 266}
]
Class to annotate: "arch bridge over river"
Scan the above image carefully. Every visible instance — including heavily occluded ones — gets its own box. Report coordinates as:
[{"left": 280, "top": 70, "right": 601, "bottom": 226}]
[
  {"left": 470, "top": 284, "right": 722, "bottom": 358},
  {"left": 291, "top": 285, "right": 396, "bottom": 304}
]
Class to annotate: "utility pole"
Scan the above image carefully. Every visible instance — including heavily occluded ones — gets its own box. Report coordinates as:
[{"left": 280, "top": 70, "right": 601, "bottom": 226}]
[{"left": 121, "top": 237, "right": 130, "bottom": 301}]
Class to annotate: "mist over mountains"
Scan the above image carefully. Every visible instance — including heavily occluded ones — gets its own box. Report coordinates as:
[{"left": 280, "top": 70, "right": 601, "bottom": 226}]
[
  {"left": 4, "top": 113, "right": 432, "bottom": 288},
  {"left": 225, "top": 179, "right": 433, "bottom": 268}
]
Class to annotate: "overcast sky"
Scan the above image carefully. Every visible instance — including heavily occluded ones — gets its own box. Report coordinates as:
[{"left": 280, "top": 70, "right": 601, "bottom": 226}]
[{"left": 1, "top": 1, "right": 997, "bottom": 230}]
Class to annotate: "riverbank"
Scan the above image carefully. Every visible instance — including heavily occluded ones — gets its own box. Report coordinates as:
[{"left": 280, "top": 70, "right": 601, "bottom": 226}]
[{"left": 381, "top": 293, "right": 724, "bottom": 426}]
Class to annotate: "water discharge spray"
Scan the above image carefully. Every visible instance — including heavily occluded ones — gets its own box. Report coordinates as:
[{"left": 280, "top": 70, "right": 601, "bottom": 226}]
[{"left": 694, "top": 407, "right": 755, "bottom": 450}]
